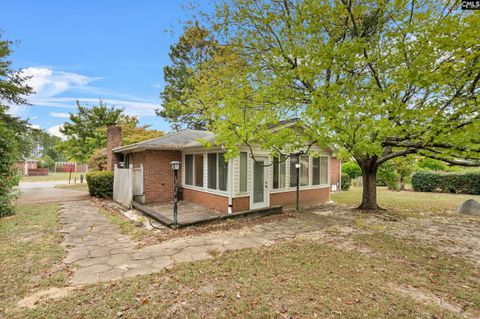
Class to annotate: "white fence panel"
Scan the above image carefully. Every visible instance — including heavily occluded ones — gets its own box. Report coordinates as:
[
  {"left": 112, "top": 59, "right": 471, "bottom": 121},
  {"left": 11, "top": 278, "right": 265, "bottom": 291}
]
[
  {"left": 113, "top": 165, "right": 133, "bottom": 208},
  {"left": 132, "top": 165, "right": 144, "bottom": 196}
]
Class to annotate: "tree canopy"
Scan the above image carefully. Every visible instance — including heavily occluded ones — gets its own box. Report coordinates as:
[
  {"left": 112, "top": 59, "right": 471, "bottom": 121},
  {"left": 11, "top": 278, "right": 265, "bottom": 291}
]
[
  {"left": 181, "top": 0, "right": 480, "bottom": 209},
  {"left": 157, "top": 23, "right": 219, "bottom": 130},
  {"left": 60, "top": 100, "right": 164, "bottom": 163}
]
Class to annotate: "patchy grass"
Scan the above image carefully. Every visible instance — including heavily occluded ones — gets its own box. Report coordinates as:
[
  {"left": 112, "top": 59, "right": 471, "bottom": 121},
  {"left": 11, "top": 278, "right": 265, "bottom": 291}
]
[
  {"left": 54, "top": 183, "right": 88, "bottom": 192},
  {"left": 10, "top": 239, "right": 465, "bottom": 319},
  {"left": 0, "top": 203, "right": 68, "bottom": 314},
  {"left": 331, "top": 186, "right": 480, "bottom": 215},
  {"left": 99, "top": 208, "right": 151, "bottom": 244},
  {"left": 21, "top": 172, "right": 84, "bottom": 183}
]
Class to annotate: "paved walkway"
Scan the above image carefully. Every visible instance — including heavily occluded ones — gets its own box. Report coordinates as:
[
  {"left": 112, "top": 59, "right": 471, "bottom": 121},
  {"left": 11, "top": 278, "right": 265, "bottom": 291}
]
[
  {"left": 61, "top": 200, "right": 341, "bottom": 285},
  {"left": 18, "top": 181, "right": 90, "bottom": 204}
]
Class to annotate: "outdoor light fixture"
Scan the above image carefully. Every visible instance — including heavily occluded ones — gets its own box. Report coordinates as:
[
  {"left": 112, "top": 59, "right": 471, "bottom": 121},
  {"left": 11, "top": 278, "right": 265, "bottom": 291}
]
[{"left": 170, "top": 161, "right": 181, "bottom": 227}]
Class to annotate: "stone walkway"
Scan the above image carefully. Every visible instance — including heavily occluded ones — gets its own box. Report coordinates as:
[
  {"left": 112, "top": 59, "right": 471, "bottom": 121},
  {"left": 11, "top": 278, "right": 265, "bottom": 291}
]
[{"left": 61, "top": 200, "right": 341, "bottom": 285}]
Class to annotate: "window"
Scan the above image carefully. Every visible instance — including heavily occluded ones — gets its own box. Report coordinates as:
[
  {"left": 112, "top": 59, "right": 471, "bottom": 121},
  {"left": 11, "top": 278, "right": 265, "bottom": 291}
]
[
  {"left": 290, "top": 155, "right": 309, "bottom": 187},
  {"left": 273, "top": 155, "right": 286, "bottom": 189},
  {"left": 239, "top": 152, "right": 247, "bottom": 192},
  {"left": 194, "top": 154, "right": 204, "bottom": 187},
  {"left": 218, "top": 154, "right": 228, "bottom": 191},
  {"left": 290, "top": 155, "right": 298, "bottom": 187},
  {"left": 300, "top": 155, "right": 309, "bottom": 186},
  {"left": 208, "top": 153, "right": 217, "bottom": 189},
  {"left": 185, "top": 154, "right": 193, "bottom": 185},
  {"left": 313, "top": 156, "right": 329, "bottom": 185},
  {"left": 207, "top": 152, "right": 228, "bottom": 191},
  {"left": 320, "top": 156, "right": 329, "bottom": 185}
]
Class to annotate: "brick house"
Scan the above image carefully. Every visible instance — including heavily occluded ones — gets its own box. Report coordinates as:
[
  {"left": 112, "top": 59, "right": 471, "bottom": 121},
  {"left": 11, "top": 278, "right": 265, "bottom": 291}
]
[{"left": 108, "top": 122, "right": 341, "bottom": 213}]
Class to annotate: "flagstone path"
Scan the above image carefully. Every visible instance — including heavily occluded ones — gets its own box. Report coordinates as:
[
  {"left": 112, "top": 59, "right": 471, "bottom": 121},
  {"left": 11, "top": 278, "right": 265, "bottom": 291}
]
[{"left": 60, "top": 200, "right": 344, "bottom": 285}]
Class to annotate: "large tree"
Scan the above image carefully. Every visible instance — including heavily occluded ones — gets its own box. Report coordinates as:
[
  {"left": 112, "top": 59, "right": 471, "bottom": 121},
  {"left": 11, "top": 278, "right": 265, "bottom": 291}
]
[
  {"left": 187, "top": 0, "right": 480, "bottom": 209},
  {"left": 156, "top": 23, "right": 219, "bottom": 130},
  {"left": 61, "top": 100, "right": 164, "bottom": 163},
  {"left": 0, "top": 34, "right": 34, "bottom": 216}
]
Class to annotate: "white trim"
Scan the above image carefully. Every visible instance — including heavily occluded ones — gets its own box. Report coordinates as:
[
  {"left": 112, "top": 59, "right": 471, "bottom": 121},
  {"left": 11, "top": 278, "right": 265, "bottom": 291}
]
[
  {"left": 270, "top": 184, "right": 330, "bottom": 193},
  {"left": 182, "top": 184, "right": 229, "bottom": 197},
  {"left": 250, "top": 155, "right": 270, "bottom": 209}
]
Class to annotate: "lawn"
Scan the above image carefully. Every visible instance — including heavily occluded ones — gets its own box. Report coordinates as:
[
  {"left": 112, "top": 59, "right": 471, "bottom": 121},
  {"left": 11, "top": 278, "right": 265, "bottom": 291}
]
[
  {"left": 54, "top": 183, "right": 89, "bottom": 192},
  {"left": 0, "top": 203, "right": 68, "bottom": 315},
  {"left": 21, "top": 172, "right": 85, "bottom": 183},
  {"left": 4, "top": 189, "right": 480, "bottom": 318}
]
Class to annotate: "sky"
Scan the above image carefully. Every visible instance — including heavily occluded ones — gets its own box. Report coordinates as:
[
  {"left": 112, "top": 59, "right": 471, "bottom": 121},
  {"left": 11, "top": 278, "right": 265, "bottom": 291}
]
[{"left": 0, "top": 0, "right": 212, "bottom": 138}]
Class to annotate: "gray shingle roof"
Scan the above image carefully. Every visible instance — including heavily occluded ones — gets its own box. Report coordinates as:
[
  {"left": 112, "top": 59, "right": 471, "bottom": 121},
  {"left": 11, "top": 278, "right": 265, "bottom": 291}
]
[{"left": 113, "top": 129, "right": 216, "bottom": 153}]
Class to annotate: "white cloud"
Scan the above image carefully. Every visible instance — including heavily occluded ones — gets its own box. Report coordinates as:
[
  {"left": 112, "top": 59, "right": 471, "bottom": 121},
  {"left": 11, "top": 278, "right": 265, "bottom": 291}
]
[
  {"left": 29, "top": 124, "right": 40, "bottom": 129},
  {"left": 49, "top": 112, "right": 71, "bottom": 118},
  {"left": 21, "top": 67, "right": 100, "bottom": 99},
  {"left": 47, "top": 125, "right": 66, "bottom": 140}
]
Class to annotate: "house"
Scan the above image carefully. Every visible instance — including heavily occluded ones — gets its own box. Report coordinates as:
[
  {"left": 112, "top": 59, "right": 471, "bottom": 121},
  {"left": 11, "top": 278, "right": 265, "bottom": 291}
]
[{"left": 108, "top": 122, "right": 341, "bottom": 213}]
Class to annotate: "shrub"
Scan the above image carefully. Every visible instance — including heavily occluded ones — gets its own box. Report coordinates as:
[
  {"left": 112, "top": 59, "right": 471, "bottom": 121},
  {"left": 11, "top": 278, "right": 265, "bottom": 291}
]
[
  {"left": 86, "top": 171, "right": 114, "bottom": 198},
  {"left": 416, "top": 158, "right": 448, "bottom": 171},
  {"left": 0, "top": 123, "right": 21, "bottom": 217},
  {"left": 342, "top": 161, "right": 362, "bottom": 179},
  {"left": 377, "top": 163, "right": 400, "bottom": 191},
  {"left": 341, "top": 173, "right": 351, "bottom": 191},
  {"left": 412, "top": 171, "right": 480, "bottom": 195}
]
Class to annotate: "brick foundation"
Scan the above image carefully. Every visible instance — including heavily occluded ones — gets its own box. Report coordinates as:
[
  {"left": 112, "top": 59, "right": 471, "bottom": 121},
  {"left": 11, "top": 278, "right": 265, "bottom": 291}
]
[
  {"left": 270, "top": 188, "right": 329, "bottom": 210},
  {"left": 232, "top": 196, "right": 250, "bottom": 212},
  {"left": 183, "top": 188, "right": 229, "bottom": 213}
]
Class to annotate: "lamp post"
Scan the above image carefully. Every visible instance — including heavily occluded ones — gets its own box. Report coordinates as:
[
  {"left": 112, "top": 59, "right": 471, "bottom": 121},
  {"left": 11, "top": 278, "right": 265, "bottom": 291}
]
[{"left": 170, "top": 161, "right": 181, "bottom": 227}]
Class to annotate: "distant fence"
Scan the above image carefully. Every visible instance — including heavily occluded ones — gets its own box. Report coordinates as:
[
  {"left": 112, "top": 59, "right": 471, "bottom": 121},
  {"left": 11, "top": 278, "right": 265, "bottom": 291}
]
[
  {"left": 113, "top": 164, "right": 143, "bottom": 208},
  {"left": 27, "top": 168, "right": 49, "bottom": 176},
  {"left": 55, "top": 162, "right": 88, "bottom": 173}
]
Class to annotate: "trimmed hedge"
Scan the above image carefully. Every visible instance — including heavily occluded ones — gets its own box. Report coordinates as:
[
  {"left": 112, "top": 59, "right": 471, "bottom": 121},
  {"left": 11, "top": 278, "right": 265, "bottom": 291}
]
[
  {"left": 86, "top": 171, "right": 114, "bottom": 198},
  {"left": 341, "top": 173, "right": 351, "bottom": 191},
  {"left": 411, "top": 171, "right": 480, "bottom": 195}
]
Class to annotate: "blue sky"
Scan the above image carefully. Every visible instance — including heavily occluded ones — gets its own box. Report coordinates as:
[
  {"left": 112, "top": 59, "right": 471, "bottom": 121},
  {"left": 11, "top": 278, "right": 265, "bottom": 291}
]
[{"left": 1, "top": 0, "right": 211, "bottom": 137}]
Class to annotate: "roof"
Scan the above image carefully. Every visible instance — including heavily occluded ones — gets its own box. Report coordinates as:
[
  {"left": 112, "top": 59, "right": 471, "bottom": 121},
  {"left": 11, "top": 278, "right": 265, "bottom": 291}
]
[{"left": 113, "top": 129, "right": 216, "bottom": 153}]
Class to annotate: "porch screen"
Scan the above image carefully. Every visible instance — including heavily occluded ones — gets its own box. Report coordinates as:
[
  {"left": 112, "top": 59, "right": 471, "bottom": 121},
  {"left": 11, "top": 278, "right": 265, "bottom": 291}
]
[
  {"left": 273, "top": 155, "right": 286, "bottom": 189},
  {"left": 185, "top": 154, "right": 193, "bottom": 185},
  {"left": 239, "top": 152, "right": 247, "bottom": 192},
  {"left": 208, "top": 153, "right": 217, "bottom": 189},
  {"left": 194, "top": 154, "right": 204, "bottom": 187},
  {"left": 218, "top": 154, "right": 228, "bottom": 191},
  {"left": 320, "top": 156, "right": 328, "bottom": 185}
]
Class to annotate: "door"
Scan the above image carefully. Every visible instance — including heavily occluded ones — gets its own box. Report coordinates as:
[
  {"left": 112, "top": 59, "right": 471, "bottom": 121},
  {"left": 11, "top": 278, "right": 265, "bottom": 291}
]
[{"left": 251, "top": 156, "right": 269, "bottom": 209}]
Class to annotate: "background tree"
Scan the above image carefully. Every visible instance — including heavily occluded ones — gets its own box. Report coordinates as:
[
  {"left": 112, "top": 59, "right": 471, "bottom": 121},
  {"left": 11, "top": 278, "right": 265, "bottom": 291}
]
[
  {"left": 0, "top": 34, "right": 34, "bottom": 216},
  {"left": 116, "top": 115, "right": 164, "bottom": 145},
  {"left": 157, "top": 23, "right": 219, "bottom": 130},
  {"left": 186, "top": 0, "right": 480, "bottom": 210},
  {"left": 60, "top": 100, "right": 122, "bottom": 163}
]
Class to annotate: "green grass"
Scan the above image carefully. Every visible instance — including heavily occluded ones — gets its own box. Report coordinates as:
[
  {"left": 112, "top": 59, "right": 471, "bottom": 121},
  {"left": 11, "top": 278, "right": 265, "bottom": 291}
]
[
  {"left": 0, "top": 203, "right": 67, "bottom": 314},
  {"left": 331, "top": 186, "right": 480, "bottom": 214},
  {"left": 11, "top": 239, "right": 465, "bottom": 319},
  {"left": 21, "top": 172, "right": 84, "bottom": 183},
  {"left": 54, "top": 183, "right": 89, "bottom": 192},
  {"left": 99, "top": 208, "right": 151, "bottom": 243}
]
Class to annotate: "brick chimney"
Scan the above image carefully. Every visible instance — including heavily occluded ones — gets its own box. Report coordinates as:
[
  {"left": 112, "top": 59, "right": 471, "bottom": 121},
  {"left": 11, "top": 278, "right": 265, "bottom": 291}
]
[{"left": 106, "top": 125, "right": 122, "bottom": 171}]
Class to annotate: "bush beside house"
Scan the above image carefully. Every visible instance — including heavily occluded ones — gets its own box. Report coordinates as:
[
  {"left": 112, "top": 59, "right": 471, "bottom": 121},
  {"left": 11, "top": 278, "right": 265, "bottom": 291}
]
[
  {"left": 341, "top": 174, "right": 351, "bottom": 191},
  {"left": 412, "top": 171, "right": 480, "bottom": 195},
  {"left": 86, "top": 171, "right": 114, "bottom": 198}
]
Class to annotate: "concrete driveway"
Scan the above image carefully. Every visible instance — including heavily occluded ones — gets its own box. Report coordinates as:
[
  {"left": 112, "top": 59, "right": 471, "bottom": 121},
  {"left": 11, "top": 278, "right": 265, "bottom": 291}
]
[{"left": 17, "top": 181, "right": 90, "bottom": 204}]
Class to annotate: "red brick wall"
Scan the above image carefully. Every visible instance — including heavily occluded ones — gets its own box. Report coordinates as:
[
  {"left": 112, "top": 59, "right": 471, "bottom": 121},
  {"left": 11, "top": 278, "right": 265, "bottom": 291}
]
[
  {"left": 330, "top": 157, "right": 341, "bottom": 188},
  {"left": 183, "top": 188, "right": 229, "bottom": 213},
  {"left": 140, "top": 150, "right": 182, "bottom": 204},
  {"left": 232, "top": 196, "right": 249, "bottom": 212},
  {"left": 270, "top": 187, "right": 329, "bottom": 210},
  {"left": 107, "top": 125, "right": 122, "bottom": 171}
]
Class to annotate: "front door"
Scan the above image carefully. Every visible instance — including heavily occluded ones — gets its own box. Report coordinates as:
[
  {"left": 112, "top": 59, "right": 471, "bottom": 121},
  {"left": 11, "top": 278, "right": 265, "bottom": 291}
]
[{"left": 251, "top": 156, "right": 269, "bottom": 209}]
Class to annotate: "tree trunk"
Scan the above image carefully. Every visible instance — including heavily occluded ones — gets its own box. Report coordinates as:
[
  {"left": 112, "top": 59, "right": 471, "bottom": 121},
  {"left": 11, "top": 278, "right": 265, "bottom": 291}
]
[{"left": 358, "top": 159, "right": 379, "bottom": 210}]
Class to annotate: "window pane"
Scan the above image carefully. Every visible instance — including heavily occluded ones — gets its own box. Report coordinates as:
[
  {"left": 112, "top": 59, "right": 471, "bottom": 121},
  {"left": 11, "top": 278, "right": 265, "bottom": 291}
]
[
  {"left": 208, "top": 153, "right": 217, "bottom": 189},
  {"left": 253, "top": 160, "right": 264, "bottom": 203},
  {"left": 320, "top": 157, "right": 328, "bottom": 184},
  {"left": 239, "top": 152, "right": 247, "bottom": 192},
  {"left": 185, "top": 154, "right": 193, "bottom": 185},
  {"left": 300, "top": 155, "right": 309, "bottom": 186},
  {"left": 290, "top": 155, "right": 298, "bottom": 187},
  {"left": 312, "top": 157, "right": 320, "bottom": 185},
  {"left": 273, "top": 155, "right": 286, "bottom": 189},
  {"left": 218, "top": 154, "right": 228, "bottom": 191},
  {"left": 195, "top": 154, "right": 204, "bottom": 187},
  {"left": 273, "top": 157, "right": 279, "bottom": 189}
]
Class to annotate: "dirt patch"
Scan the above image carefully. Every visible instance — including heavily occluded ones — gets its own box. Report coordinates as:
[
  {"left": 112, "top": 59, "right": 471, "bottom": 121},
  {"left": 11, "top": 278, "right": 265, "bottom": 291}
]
[
  {"left": 16, "top": 287, "right": 78, "bottom": 309},
  {"left": 387, "top": 284, "right": 478, "bottom": 319}
]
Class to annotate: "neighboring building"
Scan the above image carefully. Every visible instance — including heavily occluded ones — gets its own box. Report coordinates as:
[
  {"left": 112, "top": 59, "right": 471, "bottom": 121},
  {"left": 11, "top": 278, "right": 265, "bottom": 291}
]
[
  {"left": 109, "top": 121, "right": 341, "bottom": 213},
  {"left": 15, "top": 159, "right": 40, "bottom": 176}
]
